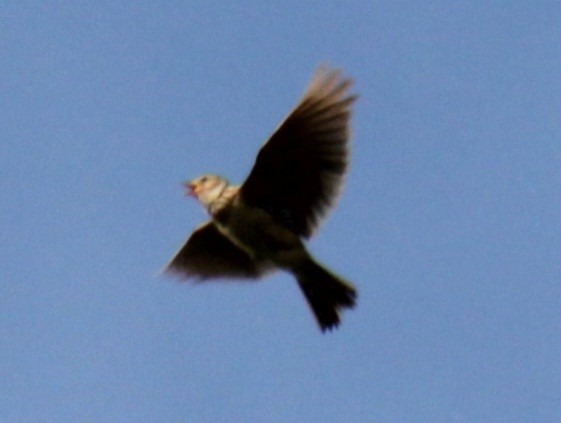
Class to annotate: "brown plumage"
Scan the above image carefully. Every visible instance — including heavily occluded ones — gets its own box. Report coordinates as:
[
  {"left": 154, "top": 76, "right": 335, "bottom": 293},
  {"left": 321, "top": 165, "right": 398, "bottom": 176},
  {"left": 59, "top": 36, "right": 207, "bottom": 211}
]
[{"left": 165, "top": 66, "right": 357, "bottom": 332}]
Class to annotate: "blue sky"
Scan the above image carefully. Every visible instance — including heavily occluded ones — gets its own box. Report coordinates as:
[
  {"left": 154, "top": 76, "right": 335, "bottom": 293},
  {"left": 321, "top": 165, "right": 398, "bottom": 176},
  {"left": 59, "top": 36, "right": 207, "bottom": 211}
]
[{"left": 2, "top": 2, "right": 561, "bottom": 422}]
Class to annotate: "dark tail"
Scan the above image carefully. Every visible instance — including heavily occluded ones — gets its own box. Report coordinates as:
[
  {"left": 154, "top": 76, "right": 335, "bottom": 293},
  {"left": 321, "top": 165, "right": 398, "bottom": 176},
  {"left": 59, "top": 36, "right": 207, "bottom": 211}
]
[{"left": 294, "top": 259, "right": 357, "bottom": 332}]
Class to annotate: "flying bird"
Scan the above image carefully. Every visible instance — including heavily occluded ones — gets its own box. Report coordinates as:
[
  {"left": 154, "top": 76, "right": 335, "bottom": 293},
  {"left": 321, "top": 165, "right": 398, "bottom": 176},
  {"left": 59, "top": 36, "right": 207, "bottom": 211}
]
[{"left": 165, "top": 66, "right": 357, "bottom": 332}]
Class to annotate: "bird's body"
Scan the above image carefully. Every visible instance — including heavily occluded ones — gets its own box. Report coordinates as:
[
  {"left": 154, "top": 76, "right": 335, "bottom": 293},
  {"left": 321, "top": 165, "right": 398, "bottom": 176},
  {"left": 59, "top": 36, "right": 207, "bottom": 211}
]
[
  {"left": 166, "top": 66, "right": 358, "bottom": 331},
  {"left": 214, "top": 187, "right": 303, "bottom": 265}
]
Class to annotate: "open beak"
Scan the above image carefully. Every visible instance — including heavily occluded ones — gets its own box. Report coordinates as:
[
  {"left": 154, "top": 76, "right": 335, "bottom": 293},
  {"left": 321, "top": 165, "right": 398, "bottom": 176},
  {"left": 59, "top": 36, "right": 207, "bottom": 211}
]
[{"left": 183, "top": 181, "right": 197, "bottom": 197}]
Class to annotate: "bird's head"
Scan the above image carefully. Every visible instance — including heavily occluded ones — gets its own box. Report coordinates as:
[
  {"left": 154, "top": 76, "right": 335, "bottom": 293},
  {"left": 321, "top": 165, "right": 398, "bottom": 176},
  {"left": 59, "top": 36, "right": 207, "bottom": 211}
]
[{"left": 184, "top": 174, "right": 228, "bottom": 208}]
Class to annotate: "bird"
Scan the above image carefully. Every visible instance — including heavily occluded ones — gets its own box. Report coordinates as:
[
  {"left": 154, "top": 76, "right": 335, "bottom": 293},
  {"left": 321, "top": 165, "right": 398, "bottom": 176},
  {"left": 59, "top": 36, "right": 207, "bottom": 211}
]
[{"left": 165, "top": 65, "right": 357, "bottom": 332}]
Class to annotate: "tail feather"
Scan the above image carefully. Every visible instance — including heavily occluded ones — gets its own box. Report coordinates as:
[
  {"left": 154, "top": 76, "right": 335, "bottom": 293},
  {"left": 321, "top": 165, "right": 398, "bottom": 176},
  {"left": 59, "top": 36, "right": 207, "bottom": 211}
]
[{"left": 294, "top": 259, "right": 357, "bottom": 332}]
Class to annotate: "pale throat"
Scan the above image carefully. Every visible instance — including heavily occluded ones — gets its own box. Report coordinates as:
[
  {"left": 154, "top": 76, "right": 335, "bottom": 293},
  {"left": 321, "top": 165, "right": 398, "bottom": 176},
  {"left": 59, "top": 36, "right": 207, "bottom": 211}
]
[{"left": 199, "top": 182, "right": 228, "bottom": 208}]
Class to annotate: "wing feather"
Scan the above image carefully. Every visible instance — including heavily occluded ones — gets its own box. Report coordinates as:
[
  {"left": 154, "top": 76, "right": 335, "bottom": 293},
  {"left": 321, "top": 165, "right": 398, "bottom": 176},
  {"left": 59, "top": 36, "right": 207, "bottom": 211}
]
[
  {"left": 240, "top": 66, "right": 357, "bottom": 237},
  {"left": 165, "top": 221, "right": 269, "bottom": 280}
]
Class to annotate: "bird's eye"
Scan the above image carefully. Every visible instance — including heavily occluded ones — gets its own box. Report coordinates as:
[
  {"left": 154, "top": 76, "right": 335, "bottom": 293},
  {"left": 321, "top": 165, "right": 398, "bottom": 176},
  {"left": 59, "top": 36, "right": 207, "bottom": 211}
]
[{"left": 200, "top": 176, "right": 207, "bottom": 183}]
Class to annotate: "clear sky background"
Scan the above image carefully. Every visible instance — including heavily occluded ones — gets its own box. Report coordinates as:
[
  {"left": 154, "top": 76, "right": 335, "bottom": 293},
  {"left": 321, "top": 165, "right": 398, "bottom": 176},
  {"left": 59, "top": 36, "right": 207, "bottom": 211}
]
[{"left": 2, "top": 2, "right": 561, "bottom": 422}]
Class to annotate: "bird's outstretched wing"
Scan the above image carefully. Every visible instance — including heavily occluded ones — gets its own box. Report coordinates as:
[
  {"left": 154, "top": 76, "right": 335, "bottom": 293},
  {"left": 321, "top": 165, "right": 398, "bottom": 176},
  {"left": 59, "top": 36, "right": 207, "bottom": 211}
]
[
  {"left": 239, "top": 66, "right": 357, "bottom": 238},
  {"left": 165, "top": 221, "right": 270, "bottom": 280}
]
